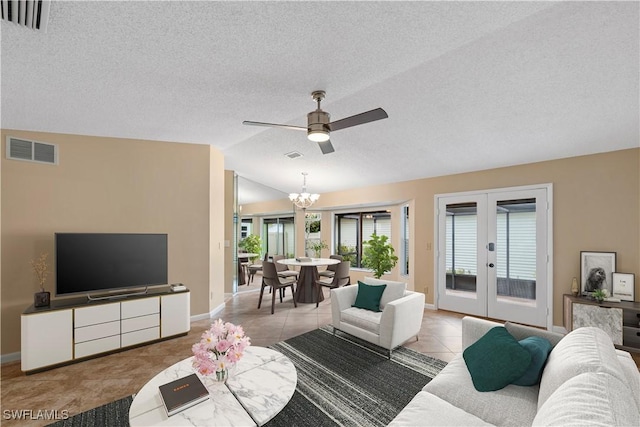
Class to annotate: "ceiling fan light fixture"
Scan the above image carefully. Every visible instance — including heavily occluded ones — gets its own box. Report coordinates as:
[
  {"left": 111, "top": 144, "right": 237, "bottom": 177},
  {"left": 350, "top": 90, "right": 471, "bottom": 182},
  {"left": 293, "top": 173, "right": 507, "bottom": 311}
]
[{"left": 307, "top": 128, "right": 330, "bottom": 142}]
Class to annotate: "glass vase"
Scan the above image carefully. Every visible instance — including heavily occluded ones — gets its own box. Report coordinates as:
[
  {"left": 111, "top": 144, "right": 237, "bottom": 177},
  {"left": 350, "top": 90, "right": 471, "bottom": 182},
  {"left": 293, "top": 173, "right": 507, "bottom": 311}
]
[{"left": 215, "top": 368, "right": 228, "bottom": 382}]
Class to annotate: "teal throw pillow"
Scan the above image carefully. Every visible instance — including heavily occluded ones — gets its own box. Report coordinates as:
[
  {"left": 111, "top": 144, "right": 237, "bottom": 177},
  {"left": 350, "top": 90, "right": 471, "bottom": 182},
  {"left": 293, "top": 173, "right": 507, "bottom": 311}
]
[
  {"left": 512, "top": 336, "right": 552, "bottom": 386},
  {"left": 352, "top": 281, "right": 387, "bottom": 312},
  {"left": 463, "top": 326, "right": 532, "bottom": 392}
]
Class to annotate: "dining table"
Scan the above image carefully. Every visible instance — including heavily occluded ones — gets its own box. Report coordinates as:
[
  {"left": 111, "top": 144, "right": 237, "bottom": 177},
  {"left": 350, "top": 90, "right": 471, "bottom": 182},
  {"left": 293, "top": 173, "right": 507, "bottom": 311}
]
[{"left": 277, "top": 257, "right": 341, "bottom": 303}]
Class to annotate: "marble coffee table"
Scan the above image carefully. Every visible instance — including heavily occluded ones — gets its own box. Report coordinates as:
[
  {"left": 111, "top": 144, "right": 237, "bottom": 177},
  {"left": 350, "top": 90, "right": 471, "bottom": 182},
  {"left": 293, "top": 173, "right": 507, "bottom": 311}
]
[{"left": 129, "top": 347, "right": 296, "bottom": 426}]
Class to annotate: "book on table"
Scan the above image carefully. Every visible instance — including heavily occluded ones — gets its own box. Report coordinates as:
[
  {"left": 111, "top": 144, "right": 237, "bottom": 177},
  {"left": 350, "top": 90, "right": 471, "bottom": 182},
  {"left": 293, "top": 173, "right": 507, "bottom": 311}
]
[{"left": 159, "top": 373, "right": 209, "bottom": 416}]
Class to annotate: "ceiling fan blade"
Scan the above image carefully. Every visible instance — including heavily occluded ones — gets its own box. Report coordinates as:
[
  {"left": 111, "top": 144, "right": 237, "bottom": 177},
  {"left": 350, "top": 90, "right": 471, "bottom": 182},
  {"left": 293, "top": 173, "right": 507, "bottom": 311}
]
[
  {"left": 242, "top": 121, "right": 307, "bottom": 131},
  {"left": 328, "top": 108, "right": 388, "bottom": 132},
  {"left": 318, "top": 139, "right": 335, "bottom": 155}
]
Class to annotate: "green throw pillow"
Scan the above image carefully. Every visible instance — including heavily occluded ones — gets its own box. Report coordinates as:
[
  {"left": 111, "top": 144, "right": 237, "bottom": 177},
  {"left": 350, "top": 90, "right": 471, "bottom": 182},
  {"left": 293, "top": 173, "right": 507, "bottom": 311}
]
[
  {"left": 463, "top": 326, "right": 532, "bottom": 392},
  {"left": 512, "top": 336, "right": 552, "bottom": 386},
  {"left": 352, "top": 281, "right": 387, "bottom": 312}
]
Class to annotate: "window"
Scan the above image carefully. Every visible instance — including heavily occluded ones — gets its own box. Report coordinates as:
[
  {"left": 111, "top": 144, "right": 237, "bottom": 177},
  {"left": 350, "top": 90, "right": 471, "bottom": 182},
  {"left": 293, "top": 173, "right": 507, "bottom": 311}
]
[
  {"left": 304, "top": 213, "right": 325, "bottom": 257},
  {"left": 240, "top": 218, "right": 252, "bottom": 239},
  {"left": 335, "top": 210, "right": 391, "bottom": 268},
  {"left": 263, "top": 217, "right": 295, "bottom": 257},
  {"left": 445, "top": 199, "right": 536, "bottom": 292}
]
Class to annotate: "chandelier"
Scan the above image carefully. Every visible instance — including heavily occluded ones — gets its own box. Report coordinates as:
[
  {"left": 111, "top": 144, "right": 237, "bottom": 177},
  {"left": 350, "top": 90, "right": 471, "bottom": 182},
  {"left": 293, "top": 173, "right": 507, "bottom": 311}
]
[{"left": 289, "top": 172, "right": 320, "bottom": 210}]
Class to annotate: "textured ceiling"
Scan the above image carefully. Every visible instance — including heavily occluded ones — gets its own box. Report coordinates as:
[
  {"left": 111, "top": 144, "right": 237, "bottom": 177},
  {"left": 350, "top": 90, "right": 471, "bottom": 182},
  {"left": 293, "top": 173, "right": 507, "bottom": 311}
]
[{"left": 2, "top": 1, "right": 638, "bottom": 205}]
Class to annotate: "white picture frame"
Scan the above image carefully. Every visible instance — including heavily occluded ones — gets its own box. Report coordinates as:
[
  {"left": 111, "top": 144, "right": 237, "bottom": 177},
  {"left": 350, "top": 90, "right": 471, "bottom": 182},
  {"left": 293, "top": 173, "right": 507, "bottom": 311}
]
[
  {"left": 580, "top": 251, "right": 616, "bottom": 296},
  {"left": 612, "top": 272, "right": 635, "bottom": 302}
]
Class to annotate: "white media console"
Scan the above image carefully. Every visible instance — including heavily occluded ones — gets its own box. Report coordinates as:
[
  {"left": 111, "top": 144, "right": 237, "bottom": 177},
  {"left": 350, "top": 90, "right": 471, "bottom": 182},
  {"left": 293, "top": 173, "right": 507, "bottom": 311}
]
[{"left": 21, "top": 288, "right": 190, "bottom": 373}]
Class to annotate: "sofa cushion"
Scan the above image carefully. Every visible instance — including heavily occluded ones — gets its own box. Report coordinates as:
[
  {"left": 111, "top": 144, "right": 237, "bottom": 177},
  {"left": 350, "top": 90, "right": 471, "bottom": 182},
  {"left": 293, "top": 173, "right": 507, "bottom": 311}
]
[
  {"left": 463, "top": 326, "right": 531, "bottom": 392},
  {"left": 512, "top": 336, "right": 552, "bottom": 386},
  {"left": 389, "top": 391, "right": 493, "bottom": 426},
  {"left": 341, "top": 307, "right": 383, "bottom": 334},
  {"left": 363, "top": 277, "right": 407, "bottom": 310},
  {"left": 425, "top": 354, "right": 540, "bottom": 426},
  {"left": 533, "top": 372, "right": 640, "bottom": 426},
  {"left": 538, "top": 327, "right": 628, "bottom": 409},
  {"left": 353, "top": 281, "right": 386, "bottom": 312},
  {"left": 505, "top": 321, "right": 563, "bottom": 347}
]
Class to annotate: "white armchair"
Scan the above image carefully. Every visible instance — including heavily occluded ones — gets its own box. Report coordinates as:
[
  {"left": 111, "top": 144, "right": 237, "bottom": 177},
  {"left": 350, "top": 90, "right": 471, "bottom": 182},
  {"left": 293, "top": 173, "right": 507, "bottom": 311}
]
[{"left": 331, "top": 277, "right": 425, "bottom": 356}]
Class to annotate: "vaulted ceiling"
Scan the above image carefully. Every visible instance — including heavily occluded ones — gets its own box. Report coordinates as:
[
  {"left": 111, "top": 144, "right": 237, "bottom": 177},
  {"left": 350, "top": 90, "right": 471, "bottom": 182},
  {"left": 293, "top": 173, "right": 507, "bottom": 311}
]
[{"left": 2, "top": 1, "right": 638, "bottom": 204}]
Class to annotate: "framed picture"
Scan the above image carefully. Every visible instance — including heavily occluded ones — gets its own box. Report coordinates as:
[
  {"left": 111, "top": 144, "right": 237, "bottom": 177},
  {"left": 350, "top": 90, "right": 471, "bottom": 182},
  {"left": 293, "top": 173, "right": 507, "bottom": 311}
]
[
  {"left": 612, "top": 273, "right": 635, "bottom": 301},
  {"left": 580, "top": 251, "right": 616, "bottom": 296}
]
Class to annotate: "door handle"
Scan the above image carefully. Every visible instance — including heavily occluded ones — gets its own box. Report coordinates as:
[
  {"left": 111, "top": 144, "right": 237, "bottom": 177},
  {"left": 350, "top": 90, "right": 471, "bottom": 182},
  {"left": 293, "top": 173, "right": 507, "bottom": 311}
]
[{"left": 488, "top": 263, "right": 494, "bottom": 268}]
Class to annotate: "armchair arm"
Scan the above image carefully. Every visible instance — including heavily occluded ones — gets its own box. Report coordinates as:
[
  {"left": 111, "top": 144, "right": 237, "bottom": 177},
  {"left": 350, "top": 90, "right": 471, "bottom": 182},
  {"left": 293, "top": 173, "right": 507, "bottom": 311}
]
[
  {"left": 379, "top": 291, "right": 425, "bottom": 350},
  {"left": 330, "top": 285, "right": 358, "bottom": 328}
]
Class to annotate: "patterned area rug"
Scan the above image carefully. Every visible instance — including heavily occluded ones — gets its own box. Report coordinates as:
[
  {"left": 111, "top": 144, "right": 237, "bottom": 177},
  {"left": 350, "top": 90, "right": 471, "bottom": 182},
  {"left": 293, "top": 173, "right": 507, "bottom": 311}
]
[
  {"left": 48, "top": 326, "right": 446, "bottom": 427},
  {"left": 265, "top": 326, "right": 446, "bottom": 427}
]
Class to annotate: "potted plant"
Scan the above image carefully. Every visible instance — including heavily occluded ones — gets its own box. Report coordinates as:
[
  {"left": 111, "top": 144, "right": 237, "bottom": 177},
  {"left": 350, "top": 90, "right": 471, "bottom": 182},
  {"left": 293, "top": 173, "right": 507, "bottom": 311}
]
[
  {"left": 306, "top": 240, "right": 328, "bottom": 258},
  {"left": 31, "top": 252, "right": 51, "bottom": 307},
  {"left": 362, "top": 233, "right": 398, "bottom": 279},
  {"left": 238, "top": 234, "right": 262, "bottom": 261},
  {"left": 592, "top": 288, "right": 608, "bottom": 303}
]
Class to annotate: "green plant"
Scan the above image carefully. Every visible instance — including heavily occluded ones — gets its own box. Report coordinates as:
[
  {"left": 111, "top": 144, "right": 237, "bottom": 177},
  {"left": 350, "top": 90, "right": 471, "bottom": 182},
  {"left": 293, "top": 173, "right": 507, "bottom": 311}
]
[
  {"left": 361, "top": 233, "right": 398, "bottom": 279},
  {"left": 337, "top": 244, "right": 357, "bottom": 267},
  {"left": 592, "top": 288, "right": 608, "bottom": 303},
  {"left": 306, "top": 240, "right": 328, "bottom": 257},
  {"left": 238, "top": 234, "right": 262, "bottom": 261}
]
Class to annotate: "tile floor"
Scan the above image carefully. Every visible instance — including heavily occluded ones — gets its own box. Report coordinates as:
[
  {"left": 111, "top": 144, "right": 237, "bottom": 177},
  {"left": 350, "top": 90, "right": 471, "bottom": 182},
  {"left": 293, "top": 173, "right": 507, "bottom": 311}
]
[{"left": 0, "top": 288, "right": 463, "bottom": 427}]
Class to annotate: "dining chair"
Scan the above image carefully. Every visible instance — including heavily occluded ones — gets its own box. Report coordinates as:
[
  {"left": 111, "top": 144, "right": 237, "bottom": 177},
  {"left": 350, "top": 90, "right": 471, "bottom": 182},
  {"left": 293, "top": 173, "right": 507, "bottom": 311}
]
[
  {"left": 318, "top": 254, "right": 344, "bottom": 278},
  {"left": 272, "top": 254, "right": 299, "bottom": 280},
  {"left": 238, "top": 250, "right": 251, "bottom": 284},
  {"left": 314, "top": 260, "right": 351, "bottom": 308},
  {"left": 248, "top": 253, "right": 268, "bottom": 283},
  {"left": 258, "top": 261, "right": 297, "bottom": 314}
]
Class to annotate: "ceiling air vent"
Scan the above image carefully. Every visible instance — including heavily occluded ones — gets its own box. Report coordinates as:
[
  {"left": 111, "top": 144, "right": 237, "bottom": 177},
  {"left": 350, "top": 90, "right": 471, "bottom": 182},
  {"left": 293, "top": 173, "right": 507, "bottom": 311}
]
[
  {"left": 6, "top": 136, "right": 58, "bottom": 165},
  {"left": 1, "top": 0, "right": 50, "bottom": 32},
  {"left": 285, "top": 151, "right": 303, "bottom": 159}
]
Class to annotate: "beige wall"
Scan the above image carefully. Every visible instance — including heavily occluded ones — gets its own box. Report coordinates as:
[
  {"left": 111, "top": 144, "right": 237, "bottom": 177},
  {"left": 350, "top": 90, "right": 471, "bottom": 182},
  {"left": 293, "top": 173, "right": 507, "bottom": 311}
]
[
  {"left": 242, "top": 148, "right": 640, "bottom": 328},
  {"left": 1, "top": 130, "right": 225, "bottom": 355}
]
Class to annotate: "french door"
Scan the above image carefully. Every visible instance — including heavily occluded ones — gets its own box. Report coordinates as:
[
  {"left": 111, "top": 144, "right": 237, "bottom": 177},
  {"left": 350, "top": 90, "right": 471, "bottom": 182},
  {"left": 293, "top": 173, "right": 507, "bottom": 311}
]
[{"left": 436, "top": 186, "right": 551, "bottom": 328}]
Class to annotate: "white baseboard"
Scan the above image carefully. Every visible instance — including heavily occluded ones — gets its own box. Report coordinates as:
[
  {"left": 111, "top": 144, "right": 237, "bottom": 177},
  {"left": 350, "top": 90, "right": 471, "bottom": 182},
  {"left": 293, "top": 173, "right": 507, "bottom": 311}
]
[
  {"left": 424, "top": 303, "right": 436, "bottom": 311},
  {"left": 1, "top": 352, "right": 20, "bottom": 365},
  {"left": 210, "top": 302, "right": 225, "bottom": 318},
  {"left": 190, "top": 312, "right": 211, "bottom": 322},
  {"left": 190, "top": 302, "right": 225, "bottom": 323}
]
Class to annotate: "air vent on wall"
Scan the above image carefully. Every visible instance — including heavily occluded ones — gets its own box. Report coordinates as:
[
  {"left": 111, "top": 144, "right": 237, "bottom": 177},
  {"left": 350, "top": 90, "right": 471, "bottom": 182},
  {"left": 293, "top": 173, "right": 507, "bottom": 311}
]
[
  {"left": 6, "top": 136, "right": 58, "bottom": 165},
  {"left": 1, "top": 0, "right": 50, "bottom": 32}
]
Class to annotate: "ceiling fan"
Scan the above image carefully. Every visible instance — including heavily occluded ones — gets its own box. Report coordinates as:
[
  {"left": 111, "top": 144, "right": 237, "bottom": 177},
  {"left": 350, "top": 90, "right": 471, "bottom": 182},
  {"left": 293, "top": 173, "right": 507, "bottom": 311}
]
[{"left": 242, "top": 91, "right": 388, "bottom": 154}]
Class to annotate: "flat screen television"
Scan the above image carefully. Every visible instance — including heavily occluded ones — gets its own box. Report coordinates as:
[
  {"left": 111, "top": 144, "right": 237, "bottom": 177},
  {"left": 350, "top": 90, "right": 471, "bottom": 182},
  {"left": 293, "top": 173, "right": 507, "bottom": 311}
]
[{"left": 55, "top": 233, "right": 168, "bottom": 297}]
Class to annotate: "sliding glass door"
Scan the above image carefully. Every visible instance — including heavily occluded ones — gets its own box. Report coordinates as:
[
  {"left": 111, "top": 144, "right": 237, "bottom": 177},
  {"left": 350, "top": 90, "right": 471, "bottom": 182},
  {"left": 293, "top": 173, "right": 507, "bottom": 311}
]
[{"left": 263, "top": 217, "right": 295, "bottom": 257}]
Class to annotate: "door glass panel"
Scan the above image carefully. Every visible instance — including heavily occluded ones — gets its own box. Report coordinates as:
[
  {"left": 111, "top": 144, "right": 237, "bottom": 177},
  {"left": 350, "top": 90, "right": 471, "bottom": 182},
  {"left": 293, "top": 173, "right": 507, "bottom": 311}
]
[
  {"left": 264, "top": 217, "right": 294, "bottom": 256},
  {"left": 495, "top": 198, "right": 536, "bottom": 305},
  {"left": 445, "top": 203, "right": 477, "bottom": 296},
  {"left": 337, "top": 215, "right": 359, "bottom": 267}
]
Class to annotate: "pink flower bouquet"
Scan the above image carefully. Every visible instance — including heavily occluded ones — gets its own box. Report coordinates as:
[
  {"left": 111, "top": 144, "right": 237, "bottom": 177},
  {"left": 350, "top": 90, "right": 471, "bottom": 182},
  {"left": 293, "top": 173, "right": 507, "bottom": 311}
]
[{"left": 192, "top": 319, "right": 251, "bottom": 377}]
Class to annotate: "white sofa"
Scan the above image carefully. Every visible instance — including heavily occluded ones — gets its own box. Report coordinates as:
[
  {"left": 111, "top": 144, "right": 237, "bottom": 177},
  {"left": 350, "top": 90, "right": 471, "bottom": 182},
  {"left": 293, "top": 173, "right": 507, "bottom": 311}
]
[
  {"left": 390, "top": 316, "right": 640, "bottom": 426},
  {"left": 330, "top": 277, "right": 425, "bottom": 356}
]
